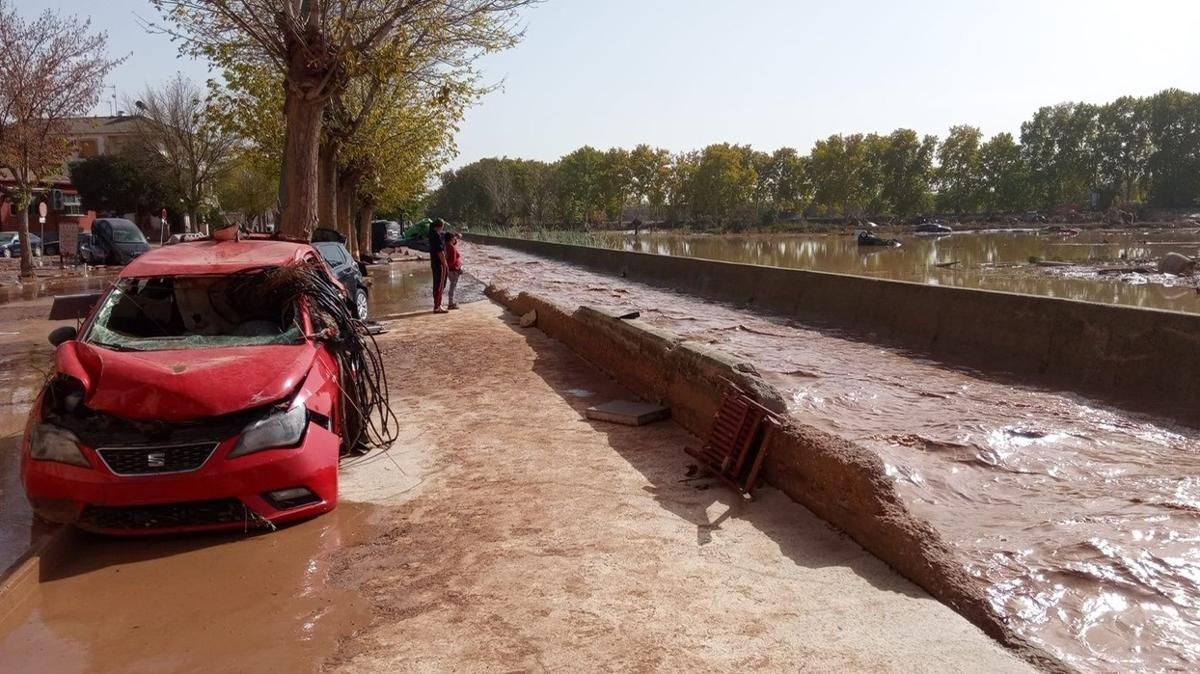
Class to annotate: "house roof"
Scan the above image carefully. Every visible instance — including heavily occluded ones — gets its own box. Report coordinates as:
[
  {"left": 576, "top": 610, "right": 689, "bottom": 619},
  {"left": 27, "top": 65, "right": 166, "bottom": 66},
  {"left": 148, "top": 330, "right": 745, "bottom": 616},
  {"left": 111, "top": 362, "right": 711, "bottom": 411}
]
[{"left": 63, "top": 115, "right": 143, "bottom": 136}]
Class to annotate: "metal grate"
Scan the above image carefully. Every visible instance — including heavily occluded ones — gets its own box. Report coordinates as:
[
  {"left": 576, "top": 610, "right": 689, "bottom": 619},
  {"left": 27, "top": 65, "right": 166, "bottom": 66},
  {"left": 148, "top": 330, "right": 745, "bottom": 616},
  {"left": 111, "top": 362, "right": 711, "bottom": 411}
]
[
  {"left": 96, "top": 442, "right": 218, "bottom": 476},
  {"left": 686, "top": 380, "right": 781, "bottom": 498},
  {"left": 78, "top": 498, "right": 249, "bottom": 531}
]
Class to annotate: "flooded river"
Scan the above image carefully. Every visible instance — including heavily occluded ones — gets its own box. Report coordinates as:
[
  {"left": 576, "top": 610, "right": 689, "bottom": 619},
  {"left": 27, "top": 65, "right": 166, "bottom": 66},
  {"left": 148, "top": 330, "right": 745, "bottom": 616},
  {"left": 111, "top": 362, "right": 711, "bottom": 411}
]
[
  {"left": 467, "top": 242, "right": 1200, "bottom": 673},
  {"left": 584, "top": 229, "right": 1200, "bottom": 313}
]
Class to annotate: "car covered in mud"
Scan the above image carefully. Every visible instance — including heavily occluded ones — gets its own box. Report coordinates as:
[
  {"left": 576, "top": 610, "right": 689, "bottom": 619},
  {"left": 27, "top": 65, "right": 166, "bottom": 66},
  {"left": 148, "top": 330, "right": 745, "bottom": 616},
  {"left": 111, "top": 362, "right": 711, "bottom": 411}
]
[{"left": 21, "top": 238, "right": 364, "bottom": 534}]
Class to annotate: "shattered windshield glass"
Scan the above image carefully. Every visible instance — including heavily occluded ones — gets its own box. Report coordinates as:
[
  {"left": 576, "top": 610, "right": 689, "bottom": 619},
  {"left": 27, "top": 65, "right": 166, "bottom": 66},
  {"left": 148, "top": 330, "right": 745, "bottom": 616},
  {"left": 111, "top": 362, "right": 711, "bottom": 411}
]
[{"left": 85, "top": 271, "right": 305, "bottom": 351}]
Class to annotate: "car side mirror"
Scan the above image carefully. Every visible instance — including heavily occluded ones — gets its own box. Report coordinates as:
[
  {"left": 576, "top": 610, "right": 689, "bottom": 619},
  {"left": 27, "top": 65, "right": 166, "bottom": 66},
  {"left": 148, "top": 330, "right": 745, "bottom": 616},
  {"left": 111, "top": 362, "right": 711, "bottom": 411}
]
[{"left": 48, "top": 325, "right": 78, "bottom": 346}]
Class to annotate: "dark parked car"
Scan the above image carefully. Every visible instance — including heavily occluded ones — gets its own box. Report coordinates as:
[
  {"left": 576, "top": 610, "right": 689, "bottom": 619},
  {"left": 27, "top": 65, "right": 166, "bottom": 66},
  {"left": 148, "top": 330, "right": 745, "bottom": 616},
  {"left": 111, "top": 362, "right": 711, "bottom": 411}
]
[
  {"left": 371, "top": 219, "right": 404, "bottom": 251},
  {"left": 315, "top": 241, "right": 370, "bottom": 321},
  {"left": 0, "top": 231, "right": 43, "bottom": 257},
  {"left": 84, "top": 218, "right": 151, "bottom": 265},
  {"left": 914, "top": 222, "right": 953, "bottom": 234}
]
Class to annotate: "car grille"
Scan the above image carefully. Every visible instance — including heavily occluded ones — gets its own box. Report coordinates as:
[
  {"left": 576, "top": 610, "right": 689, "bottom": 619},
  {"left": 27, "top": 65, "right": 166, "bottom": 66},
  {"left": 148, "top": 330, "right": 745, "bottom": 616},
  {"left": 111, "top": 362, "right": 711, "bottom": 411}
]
[
  {"left": 78, "top": 498, "right": 249, "bottom": 531},
  {"left": 96, "top": 442, "right": 219, "bottom": 476}
]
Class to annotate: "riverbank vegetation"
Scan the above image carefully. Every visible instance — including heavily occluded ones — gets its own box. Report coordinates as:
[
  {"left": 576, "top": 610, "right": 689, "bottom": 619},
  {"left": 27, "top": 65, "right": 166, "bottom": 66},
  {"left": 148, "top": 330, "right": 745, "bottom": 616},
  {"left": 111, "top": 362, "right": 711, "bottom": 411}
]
[{"left": 431, "top": 90, "right": 1200, "bottom": 230}]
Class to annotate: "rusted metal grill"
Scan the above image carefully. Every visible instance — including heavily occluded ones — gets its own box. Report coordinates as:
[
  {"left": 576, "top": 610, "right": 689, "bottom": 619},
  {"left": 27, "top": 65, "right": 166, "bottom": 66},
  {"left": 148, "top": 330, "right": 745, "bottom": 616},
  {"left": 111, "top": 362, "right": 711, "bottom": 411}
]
[{"left": 686, "top": 381, "right": 781, "bottom": 497}]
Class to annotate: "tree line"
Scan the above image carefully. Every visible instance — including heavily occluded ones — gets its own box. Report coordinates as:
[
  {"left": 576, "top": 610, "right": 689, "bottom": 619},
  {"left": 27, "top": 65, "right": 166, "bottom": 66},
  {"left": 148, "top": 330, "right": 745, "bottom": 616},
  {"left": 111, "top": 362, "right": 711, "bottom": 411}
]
[{"left": 430, "top": 89, "right": 1200, "bottom": 229}]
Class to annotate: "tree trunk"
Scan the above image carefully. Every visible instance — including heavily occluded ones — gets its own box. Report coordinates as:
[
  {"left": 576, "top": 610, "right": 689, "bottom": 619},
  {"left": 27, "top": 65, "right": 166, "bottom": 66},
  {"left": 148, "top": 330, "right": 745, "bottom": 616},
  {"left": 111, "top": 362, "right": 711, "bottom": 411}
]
[
  {"left": 17, "top": 207, "right": 34, "bottom": 279},
  {"left": 278, "top": 85, "right": 324, "bottom": 240},
  {"left": 318, "top": 141, "right": 337, "bottom": 230},
  {"left": 336, "top": 170, "right": 357, "bottom": 255},
  {"left": 358, "top": 203, "right": 374, "bottom": 257}
]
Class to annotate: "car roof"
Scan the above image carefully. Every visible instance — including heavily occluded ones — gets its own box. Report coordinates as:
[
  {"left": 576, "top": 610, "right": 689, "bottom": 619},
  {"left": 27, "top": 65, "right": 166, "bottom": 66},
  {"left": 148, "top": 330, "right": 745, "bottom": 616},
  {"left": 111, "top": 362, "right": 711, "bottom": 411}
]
[{"left": 121, "top": 239, "right": 318, "bottom": 277}]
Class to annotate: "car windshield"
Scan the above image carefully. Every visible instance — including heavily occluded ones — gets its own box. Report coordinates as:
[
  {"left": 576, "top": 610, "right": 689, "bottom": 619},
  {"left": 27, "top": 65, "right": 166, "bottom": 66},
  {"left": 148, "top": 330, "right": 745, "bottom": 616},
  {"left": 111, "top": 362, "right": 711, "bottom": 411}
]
[
  {"left": 109, "top": 223, "right": 147, "bottom": 244},
  {"left": 85, "top": 271, "right": 305, "bottom": 351},
  {"left": 0, "top": 233, "right": 16, "bottom": 244}
]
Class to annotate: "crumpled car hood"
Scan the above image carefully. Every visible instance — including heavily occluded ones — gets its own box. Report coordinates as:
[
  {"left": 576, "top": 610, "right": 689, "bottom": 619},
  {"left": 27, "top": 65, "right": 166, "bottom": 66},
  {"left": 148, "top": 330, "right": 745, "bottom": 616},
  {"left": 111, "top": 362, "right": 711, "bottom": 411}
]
[{"left": 55, "top": 341, "right": 318, "bottom": 422}]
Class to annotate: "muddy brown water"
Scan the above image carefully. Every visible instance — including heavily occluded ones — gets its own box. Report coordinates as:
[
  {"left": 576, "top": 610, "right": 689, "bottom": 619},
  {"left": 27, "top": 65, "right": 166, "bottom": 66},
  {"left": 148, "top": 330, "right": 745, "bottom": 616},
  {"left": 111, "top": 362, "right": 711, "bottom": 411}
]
[
  {"left": 468, "top": 242, "right": 1200, "bottom": 673},
  {"left": 591, "top": 229, "right": 1200, "bottom": 313},
  {"left": 0, "top": 503, "right": 375, "bottom": 673}
]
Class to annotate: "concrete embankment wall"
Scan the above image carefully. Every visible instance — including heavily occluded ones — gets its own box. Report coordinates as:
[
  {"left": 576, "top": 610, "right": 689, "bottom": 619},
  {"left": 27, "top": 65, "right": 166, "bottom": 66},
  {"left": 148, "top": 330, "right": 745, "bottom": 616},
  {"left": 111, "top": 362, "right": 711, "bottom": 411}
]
[
  {"left": 487, "top": 287, "right": 1067, "bottom": 673},
  {"left": 468, "top": 234, "right": 1200, "bottom": 419}
]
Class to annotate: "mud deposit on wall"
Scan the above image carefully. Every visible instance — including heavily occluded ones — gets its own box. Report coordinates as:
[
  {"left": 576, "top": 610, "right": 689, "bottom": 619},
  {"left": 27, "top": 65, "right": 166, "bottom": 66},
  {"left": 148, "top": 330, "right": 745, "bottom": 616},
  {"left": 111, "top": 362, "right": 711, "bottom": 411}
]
[{"left": 468, "top": 242, "right": 1200, "bottom": 673}]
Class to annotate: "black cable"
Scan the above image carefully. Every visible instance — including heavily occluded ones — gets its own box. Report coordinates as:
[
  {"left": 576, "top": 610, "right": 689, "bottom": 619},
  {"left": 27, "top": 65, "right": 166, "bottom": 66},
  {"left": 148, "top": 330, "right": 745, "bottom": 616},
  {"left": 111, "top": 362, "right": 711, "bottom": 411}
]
[{"left": 225, "top": 262, "right": 400, "bottom": 455}]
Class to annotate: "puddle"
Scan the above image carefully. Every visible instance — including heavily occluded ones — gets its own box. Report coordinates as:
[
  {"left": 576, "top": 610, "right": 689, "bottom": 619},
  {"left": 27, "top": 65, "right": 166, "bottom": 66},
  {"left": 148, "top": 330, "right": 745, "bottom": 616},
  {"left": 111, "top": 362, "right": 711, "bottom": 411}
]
[{"left": 0, "top": 502, "right": 378, "bottom": 673}]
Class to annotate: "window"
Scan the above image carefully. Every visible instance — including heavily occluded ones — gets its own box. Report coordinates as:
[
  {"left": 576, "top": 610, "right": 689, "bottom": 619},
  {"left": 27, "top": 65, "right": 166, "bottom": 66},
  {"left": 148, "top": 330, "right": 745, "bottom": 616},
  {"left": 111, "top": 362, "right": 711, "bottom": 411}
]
[
  {"left": 62, "top": 193, "right": 83, "bottom": 216},
  {"left": 85, "top": 274, "right": 304, "bottom": 352},
  {"left": 78, "top": 139, "right": 99, "bottom": 157}
]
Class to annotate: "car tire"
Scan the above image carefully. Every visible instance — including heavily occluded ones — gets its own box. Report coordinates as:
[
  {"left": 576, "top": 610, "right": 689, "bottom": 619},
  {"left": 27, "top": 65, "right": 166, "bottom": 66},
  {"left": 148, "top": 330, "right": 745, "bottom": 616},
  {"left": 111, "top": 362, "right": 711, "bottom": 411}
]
[
  {"left": 2, "top": 248, "right": 9, "bottom": 258},
  {"left": 354, "top": 287, "right": 369, "bottom": 321}
]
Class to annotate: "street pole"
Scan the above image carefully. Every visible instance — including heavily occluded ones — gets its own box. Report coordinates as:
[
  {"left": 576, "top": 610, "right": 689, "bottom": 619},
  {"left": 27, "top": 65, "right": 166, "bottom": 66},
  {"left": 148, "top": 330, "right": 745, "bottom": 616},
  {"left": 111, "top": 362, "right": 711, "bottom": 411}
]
[{"left": 37, "top": 201, "right": 47, "bottom": 261}]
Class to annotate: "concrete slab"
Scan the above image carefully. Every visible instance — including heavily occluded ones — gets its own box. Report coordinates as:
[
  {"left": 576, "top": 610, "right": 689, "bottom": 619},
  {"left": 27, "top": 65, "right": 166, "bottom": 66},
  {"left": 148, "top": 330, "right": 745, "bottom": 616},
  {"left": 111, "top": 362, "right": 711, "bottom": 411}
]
[{"left": 585, "top": 399, "right": 670, "bottom": 425}]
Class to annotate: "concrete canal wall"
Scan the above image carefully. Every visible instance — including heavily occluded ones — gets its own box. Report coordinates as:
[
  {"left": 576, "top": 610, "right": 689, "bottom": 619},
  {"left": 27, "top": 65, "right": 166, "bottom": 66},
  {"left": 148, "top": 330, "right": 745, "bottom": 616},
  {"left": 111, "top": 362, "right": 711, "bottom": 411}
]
[
  {"left": 468, "top": 234, "right": 1200, "bottom": 419},
  {"left": 486, "top": 287, "right": 1068, "bottom": 673}
]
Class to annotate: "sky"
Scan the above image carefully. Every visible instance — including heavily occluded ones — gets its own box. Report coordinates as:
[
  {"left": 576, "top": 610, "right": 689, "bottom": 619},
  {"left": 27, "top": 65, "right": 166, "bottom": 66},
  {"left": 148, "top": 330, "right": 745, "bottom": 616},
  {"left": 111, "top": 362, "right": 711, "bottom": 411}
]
[{"left": 25, "top": 0, "right": 1200, "bottom": 167}]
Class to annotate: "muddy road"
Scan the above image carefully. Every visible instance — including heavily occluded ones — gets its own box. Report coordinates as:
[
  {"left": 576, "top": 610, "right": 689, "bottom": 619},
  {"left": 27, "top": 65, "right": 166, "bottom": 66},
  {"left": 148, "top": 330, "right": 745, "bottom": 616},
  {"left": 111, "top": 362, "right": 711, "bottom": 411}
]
[
  {"left": 468, "top": 242, "right": 1200, "bottom": 673},
  {"left": 0, "top": 270, "right": 1032, "bottom": 672}
]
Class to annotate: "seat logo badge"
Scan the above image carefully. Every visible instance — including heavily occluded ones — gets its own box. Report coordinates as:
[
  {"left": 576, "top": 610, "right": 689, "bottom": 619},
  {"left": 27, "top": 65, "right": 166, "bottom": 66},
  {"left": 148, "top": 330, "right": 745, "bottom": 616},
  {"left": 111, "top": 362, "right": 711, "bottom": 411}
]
[{"left": 147, "top": 452, "right": 166, "bottom": 468}]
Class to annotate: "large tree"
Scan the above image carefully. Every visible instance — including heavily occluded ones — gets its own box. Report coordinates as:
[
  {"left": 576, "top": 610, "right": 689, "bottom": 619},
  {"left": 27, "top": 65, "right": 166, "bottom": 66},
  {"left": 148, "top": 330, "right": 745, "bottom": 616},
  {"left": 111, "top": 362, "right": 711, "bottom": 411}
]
[
  {"left": 555, "top": 146, "right": 608, "bottom": 227},
  {"left": 936, "top": 125, "right": 984, "bottom": 213},
  {"left": 979, "top": 132, "right": 1029, "bottom": 212},
  {"left": 1021, "top": 103, "right": 1099, "bottom": 209},
  {"left": 878, "top": 129, "right": 936, "bottom": 216},
  {"left": 628, "top": 144, "right": 671, "bottom": 221},
  {"left": 1094, "top": 96, "right": 1150, "bottom": 204},
  {"left": 1145, "top": 89, "right": 1200, "bottom": 208},
  {"left": 128, "top": 74, "right": 238, "bottom": 231},
  {"left": 153, "top": 0, "right": 537, "bottom": 240},
  {"left": 689, "top": 144, "right": 757, "bottom": 226},
  {"left": 70, "top": 155, "right": 171, "bottom": 218},
  {"left": 809, "top": 134, "right": 873, "bottom": 217},
  {"left": 0, "top": 1, "right": 122, "bottom": 277}
]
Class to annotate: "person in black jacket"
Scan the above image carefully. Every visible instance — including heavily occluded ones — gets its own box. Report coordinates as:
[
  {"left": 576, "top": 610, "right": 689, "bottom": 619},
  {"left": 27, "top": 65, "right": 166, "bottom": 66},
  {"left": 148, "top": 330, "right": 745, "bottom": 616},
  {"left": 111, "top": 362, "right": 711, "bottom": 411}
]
[{"left": 428, "top": 219, "right": 449, "bottom": 313}]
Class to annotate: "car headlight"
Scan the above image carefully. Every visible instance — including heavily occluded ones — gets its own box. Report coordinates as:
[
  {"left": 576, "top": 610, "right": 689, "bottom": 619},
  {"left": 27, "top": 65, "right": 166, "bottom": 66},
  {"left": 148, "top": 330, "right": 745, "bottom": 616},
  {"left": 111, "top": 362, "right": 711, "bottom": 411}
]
[
  {"left": 228, "top": 405, "right": 308, "bottom": 459},
  {"left": 29, "top": 423, "right": 91, "bottom": 468}
]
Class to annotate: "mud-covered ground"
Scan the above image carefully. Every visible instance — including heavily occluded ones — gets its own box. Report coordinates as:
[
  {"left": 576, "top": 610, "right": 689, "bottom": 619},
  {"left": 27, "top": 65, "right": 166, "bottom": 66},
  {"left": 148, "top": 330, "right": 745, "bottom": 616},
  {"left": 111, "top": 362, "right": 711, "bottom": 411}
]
[{"left": 0, "top": 296, "right": 1033, "bottom": 673}]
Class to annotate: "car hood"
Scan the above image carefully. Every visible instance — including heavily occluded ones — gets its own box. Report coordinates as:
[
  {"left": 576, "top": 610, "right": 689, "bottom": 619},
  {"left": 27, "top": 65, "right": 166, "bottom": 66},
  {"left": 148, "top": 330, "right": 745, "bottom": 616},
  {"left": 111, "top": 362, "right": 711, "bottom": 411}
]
[{"left": 55, "top": 341, "right": 318, "bottom": 422}]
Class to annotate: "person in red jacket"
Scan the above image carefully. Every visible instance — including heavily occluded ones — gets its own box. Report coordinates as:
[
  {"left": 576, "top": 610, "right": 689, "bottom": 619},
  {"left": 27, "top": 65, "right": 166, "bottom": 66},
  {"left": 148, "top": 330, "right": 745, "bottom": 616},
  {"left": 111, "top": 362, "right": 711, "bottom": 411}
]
[{"left": 445, "top": 232, "right": 464, "bottom": 310}]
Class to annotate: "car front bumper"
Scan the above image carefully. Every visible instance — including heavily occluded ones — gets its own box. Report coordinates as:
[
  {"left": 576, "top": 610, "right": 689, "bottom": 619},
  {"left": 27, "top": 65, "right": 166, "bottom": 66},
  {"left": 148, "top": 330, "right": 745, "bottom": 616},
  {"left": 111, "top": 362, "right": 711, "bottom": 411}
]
[{"left": 22, "top": 422, "right": 340, "bottom": 534}]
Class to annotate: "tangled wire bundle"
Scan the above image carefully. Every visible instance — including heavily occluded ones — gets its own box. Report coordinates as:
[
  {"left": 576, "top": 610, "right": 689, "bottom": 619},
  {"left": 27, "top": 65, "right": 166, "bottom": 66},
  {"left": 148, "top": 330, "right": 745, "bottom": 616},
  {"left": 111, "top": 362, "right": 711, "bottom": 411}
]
[{"left": 224, "top": 261, "right": 399, "bottom": 455}]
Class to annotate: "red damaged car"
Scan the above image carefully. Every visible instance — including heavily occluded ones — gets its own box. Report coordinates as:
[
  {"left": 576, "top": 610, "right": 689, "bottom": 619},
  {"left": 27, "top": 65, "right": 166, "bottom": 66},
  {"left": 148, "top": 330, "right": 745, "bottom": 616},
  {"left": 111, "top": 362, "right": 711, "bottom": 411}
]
[{"left": 22, "top": 237, "right": 368, "bottom": 534}]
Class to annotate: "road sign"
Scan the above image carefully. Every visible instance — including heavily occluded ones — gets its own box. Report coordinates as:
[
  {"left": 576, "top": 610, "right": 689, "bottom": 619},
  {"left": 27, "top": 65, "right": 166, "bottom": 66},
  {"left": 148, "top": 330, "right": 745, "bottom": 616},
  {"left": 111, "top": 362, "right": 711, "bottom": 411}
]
[{"left": 37, "top": 202, "right": 47, "bottom": 217}]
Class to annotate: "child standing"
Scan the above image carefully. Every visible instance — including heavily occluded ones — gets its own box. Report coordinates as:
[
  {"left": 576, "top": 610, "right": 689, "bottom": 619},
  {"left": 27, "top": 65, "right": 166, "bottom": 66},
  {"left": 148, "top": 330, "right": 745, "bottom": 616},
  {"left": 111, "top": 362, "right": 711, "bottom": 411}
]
[{"left": 445, "top": 232, "right": 464, "bottom": 309}]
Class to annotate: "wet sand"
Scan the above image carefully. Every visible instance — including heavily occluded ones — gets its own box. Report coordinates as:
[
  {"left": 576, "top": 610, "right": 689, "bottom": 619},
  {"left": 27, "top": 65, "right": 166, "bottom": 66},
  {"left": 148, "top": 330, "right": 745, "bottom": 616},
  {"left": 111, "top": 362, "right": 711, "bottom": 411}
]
[
  {"left": 325, "top": 302, "right": 1033, "bottom": 672},
  {"left": 467, "top": 242, "right": 1200, "bottom": 673}
]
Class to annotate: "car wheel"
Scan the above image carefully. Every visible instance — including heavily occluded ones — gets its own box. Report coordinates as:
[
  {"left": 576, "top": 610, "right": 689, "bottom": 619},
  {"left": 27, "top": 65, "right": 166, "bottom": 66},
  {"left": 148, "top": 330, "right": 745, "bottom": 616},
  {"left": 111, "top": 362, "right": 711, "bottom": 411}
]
[
  {"left": 33, "top": 246, "right": 41, "bottom": 257},
  {"left": 2, "top": 248, "right": 9, "bottom": 258},
  {"left": 355, "top": 287, "right": 369, "bottom": 321}
]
